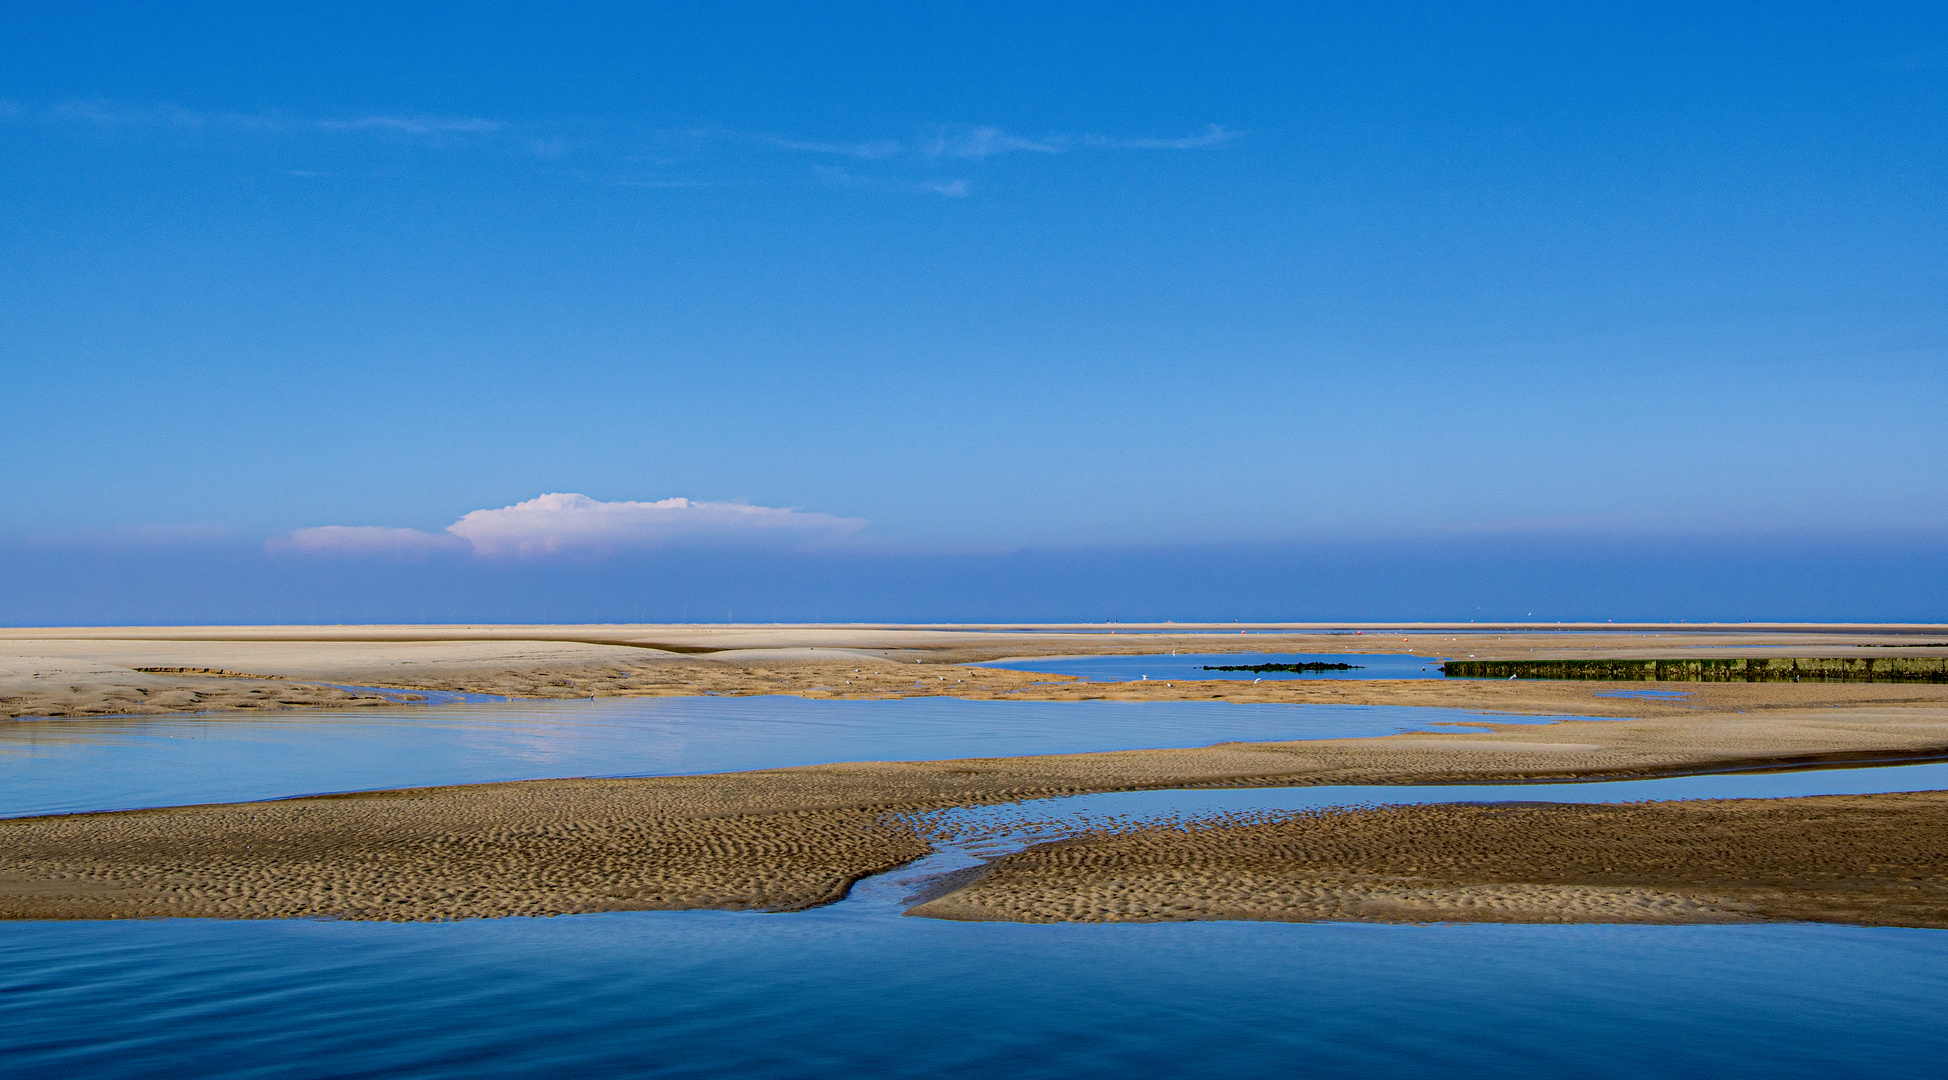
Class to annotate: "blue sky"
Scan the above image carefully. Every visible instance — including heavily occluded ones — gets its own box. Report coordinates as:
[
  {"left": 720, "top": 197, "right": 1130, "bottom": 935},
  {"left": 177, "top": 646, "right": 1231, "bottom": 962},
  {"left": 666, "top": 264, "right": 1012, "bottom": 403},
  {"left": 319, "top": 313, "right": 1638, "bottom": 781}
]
[{"left": 3, "top": 3, "right": 1946, "bottom": 622}]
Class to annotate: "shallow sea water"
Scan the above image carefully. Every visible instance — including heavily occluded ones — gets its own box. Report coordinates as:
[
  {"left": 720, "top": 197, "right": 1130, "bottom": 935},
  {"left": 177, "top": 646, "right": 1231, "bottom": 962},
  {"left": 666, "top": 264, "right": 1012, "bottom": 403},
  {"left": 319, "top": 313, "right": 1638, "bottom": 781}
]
[
  {"left": 3, "top": 697, "right": 1946, "bottom": 1077},
  {"left": 942, "top": 759, "right": 1948, "bottom": 833},
  {"left": 4, "top": 915, "right": 1943, "bottom": 1079},
  {"left": 0, "top": 696, "right": 1583, "bottom": 817}
]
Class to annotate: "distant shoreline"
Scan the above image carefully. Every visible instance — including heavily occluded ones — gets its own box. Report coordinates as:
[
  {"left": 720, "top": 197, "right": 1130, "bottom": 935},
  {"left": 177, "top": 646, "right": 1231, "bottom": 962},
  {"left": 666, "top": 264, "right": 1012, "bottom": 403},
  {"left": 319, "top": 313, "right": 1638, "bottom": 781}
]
[{"left": 6, "top": 622, "right": 1948, "bottom": 721}]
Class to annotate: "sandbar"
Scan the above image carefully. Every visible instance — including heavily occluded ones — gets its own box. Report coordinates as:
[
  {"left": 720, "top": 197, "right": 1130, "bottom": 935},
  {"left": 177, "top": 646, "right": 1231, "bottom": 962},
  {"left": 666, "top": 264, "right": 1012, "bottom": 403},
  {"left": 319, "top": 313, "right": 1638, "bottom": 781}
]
[
  {"left": 5, "top": 622, "right": 1948, "bottom": 926},
  {"left": 911, "top": 792, "right": 1948, "bottom": 927},
  {"left": 6, "top": 703, "right": 1948, "bottom": 922}
]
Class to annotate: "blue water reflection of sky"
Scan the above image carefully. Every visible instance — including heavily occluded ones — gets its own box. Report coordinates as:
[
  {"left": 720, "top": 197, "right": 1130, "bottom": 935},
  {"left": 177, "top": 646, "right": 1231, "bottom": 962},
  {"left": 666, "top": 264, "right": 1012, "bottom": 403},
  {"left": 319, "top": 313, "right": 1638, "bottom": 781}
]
[
  {"left": 949, "top": 763, "right": 1948, "bottom": 832},
  {"left": 3, "top": 915, "right": 1943, "bottom": 1079},
  {"left": 6, "top": 695, "right": 1948, "bottom": 1078},
  {"left": 0, "top": 697, "right": 1566, "bottom": 817}
]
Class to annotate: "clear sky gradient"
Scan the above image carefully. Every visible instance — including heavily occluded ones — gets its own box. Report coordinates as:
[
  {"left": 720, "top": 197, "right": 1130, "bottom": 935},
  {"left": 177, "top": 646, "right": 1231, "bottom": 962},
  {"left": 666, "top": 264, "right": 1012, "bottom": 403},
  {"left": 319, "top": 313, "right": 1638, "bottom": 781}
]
[{"left": 4, "top": 3, "right": 1945, "bottom": 622}]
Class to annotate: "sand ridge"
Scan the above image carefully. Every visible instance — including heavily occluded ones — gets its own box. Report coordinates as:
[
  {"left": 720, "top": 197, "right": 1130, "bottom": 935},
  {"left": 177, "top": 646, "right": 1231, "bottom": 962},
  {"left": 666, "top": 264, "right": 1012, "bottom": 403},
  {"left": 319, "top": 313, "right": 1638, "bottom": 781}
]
[
  {"left": 909, "top": 792, "right": 1948, "bottom": 927},
  {"left": 6, "top": 709, "right": 1948, "bottom": 922},
  {"left": 914, "top": 880, "right": 1753, "bottom": 924}
]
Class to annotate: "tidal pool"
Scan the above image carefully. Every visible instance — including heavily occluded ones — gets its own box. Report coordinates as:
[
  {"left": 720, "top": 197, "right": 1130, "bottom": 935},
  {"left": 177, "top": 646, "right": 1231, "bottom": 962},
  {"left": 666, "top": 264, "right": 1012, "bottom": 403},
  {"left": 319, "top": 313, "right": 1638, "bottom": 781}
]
[{"left": 0, "top": 696, "right": 1584, "bottom": 817}]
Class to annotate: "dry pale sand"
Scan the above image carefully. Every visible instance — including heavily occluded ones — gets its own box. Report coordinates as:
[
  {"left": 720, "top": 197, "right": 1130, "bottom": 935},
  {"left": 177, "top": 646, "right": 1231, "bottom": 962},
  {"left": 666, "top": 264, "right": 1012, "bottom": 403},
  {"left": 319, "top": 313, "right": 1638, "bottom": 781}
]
[
  {"left": 4, "top": 621, "right": 1948, "bottom": 720},
  {"left": 0, "top": 654, "right": 428, "bottom": 719},
  {"left": 910, "top": 792, "right": 1948, "bottom": 928}
]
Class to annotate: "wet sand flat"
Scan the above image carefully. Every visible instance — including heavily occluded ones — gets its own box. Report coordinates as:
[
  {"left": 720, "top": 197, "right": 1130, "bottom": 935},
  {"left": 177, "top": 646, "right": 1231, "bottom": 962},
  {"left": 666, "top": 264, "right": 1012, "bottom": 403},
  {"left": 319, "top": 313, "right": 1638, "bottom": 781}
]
[
  {"left": 6, "top": 702, "right": 1948, "bottom": 922},
  {"left": 911, "top": 791, "right": 1948, "bottom": 928},
  {"left": 6, "top": 622, "right": 1948, "bottom": 926}
]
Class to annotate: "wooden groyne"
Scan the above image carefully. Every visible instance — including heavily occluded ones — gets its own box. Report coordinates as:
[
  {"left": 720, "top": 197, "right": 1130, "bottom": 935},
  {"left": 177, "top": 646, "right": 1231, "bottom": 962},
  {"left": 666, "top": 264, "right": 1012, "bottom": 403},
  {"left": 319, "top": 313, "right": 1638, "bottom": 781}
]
[{"left": 1439, "top": 657, "right": 1948, "bottom": 683}]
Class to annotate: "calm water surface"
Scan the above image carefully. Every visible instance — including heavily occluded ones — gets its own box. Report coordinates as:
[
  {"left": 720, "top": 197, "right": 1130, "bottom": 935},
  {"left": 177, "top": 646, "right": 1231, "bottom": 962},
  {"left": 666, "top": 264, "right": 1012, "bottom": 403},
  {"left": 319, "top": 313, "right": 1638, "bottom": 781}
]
[
  {"left": 0, "top": 696, "right": 1585, "bottom": 817},
  {"left": 3, "top": 915, "right": 1942, "bottom": 1078},
  {"left": 3, "top": 696, "right": 1945, "bottom": 1078},
  {"left": 944, "top": 760, "right": 1948, "bottom": 833}
]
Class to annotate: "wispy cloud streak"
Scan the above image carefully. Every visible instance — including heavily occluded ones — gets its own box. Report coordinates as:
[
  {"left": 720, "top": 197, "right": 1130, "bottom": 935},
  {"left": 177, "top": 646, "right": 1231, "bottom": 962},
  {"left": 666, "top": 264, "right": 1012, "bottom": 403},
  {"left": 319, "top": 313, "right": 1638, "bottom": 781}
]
[
  {"left": 317, "top": 115, "right": 503, "bottom": 135},
  {"left": 1081, "top": 124, "right": 1239, "bottom": 150},
  {"left": 924, "top": 126, "right": 1067, "bottom": 159},
  {"left": 11, "top": 102, "right": 1238, "bottom": 195},
  {"left": 754, "top": 133, "right": 903, "bottom": 158},
  {"left": 714, "top": 123, "right": 1239, "bottom": 162},
  {"left": 34, "top": 100, "right": 501, "bottom": 142}
]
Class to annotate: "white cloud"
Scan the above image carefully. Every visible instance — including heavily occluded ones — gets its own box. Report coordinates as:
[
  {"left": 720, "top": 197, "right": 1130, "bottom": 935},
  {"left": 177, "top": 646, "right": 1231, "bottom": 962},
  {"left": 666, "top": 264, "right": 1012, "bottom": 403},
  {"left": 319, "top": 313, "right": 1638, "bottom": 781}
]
[
  {"left": 922, "top": 178, "right": 970, "bottom": 197},
  {"left": 274, "top": 493, "right": 866, "bottom": 558},
  {"left": 450, "top": 493, "right": 864, "bottom": 556}
]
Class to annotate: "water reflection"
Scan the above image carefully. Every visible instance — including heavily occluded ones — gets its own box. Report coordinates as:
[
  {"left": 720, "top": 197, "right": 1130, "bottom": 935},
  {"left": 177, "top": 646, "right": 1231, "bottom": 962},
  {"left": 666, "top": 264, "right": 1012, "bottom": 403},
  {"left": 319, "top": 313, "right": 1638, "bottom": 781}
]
[
  {"left": 929, "top": 760, "right": 1948, "bottom": 839},
  {"left": 0, "top": 697, "right": 1585, "bottom": 817},
  {"left": 1, "top": 915, "right": 1941, "bottom": 1078},
  {"left": 6, "top": 696, "right": 1947, "bottom": 1076}
]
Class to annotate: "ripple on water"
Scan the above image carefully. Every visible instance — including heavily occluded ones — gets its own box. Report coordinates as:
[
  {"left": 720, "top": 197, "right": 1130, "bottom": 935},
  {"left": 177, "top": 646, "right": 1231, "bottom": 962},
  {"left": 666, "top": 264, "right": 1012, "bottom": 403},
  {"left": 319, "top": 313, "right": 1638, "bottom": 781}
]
[{"left": 1, "top": 914, "right": 1943, "bottom": 1079}]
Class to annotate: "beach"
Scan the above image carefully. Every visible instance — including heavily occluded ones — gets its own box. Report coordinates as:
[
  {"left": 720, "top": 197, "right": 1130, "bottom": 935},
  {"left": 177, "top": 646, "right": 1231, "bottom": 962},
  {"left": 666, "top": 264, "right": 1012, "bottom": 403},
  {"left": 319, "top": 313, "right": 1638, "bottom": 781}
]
[
  {"left": 6, "top": 702, "right": 1948, "bottom": 923},
  {"left": 4, "top": 621, "right": 1947, "bottom": 720},
  {"left": 4, "top": 622, "right": 1948, "bottom": 926}
]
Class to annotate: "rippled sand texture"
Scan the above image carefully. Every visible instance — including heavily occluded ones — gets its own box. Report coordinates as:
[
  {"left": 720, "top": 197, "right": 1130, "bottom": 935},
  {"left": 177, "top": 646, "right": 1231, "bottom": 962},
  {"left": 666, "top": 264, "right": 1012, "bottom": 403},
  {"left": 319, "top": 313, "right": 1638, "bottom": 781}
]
[
  {"left": 9, "top": 711, "right": 1948, "bottom": 922},
  {"left": 910, "top": 792, "right": 1948, "bottom": 927},
  {"left": 0, "top": 770, "right": 955, "bottom": 921}
]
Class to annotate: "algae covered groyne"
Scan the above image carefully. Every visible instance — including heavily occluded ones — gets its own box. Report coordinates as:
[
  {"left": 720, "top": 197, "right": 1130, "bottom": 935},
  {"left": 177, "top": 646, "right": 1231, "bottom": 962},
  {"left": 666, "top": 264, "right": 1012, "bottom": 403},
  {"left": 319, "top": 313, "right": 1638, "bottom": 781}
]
[{"left": 1440, "top": 657, "right": 1948, "bottom": 683}]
